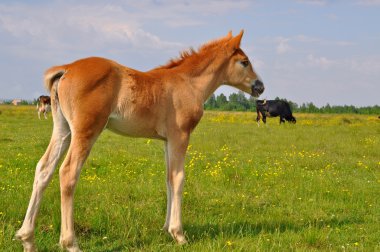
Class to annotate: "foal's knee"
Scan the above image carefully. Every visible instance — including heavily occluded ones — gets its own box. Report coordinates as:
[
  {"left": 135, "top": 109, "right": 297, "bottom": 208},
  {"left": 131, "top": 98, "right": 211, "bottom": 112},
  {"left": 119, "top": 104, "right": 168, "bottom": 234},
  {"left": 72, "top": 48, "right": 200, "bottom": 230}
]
[{"left": 59, "top": 178, "right": 76, "bottom": 197}]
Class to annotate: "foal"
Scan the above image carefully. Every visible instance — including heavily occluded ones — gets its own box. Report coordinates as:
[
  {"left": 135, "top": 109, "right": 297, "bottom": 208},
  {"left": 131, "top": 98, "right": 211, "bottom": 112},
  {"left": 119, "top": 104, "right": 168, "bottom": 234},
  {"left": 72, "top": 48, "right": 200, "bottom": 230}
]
[{"left": 16, "top": 30, "right": 264, "bottom": 251}]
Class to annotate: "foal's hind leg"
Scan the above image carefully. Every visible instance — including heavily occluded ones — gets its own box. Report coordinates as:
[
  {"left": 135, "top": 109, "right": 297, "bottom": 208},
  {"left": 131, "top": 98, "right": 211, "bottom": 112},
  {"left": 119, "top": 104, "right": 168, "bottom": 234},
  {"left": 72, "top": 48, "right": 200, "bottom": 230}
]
[
  {"left": 16, "top": 106, "right": 70, "bottom": 252},
  {"left": 58, "top": 136, "right": 92, "bottom": 252},
  {"left": 58, "top": 121, "right": 107, "bottom": 251}
]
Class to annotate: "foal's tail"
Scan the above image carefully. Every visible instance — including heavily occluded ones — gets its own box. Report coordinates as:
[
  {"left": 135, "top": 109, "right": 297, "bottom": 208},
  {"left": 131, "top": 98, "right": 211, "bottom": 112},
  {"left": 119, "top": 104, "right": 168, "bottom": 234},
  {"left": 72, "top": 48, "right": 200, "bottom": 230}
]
[
  {"left": 44, "top": 66, "right": 66, "bottom": 92},
  {"left": 43, "top": 66, "right": 68, "bottom": 123}
]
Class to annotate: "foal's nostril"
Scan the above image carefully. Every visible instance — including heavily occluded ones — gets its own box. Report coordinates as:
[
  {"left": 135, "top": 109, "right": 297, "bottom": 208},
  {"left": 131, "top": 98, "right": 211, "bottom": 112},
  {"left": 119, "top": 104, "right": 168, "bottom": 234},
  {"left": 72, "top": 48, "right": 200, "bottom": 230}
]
[
  {"left": 254, "top": 80, "right": 265, "bottom": 94},
  {"left": 251, "top": 79, "right": 265, "bottom": 97}
]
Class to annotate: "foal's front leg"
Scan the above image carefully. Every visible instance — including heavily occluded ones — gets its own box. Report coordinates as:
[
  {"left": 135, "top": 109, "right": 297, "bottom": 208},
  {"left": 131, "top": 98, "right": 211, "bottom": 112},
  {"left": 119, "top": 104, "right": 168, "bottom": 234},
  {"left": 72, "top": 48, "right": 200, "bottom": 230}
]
[
  {"left": 164, "top": 132, "right": 189, "bottom": 244},
  {"left": 163, "top": 142, "right": 171, "bottom": 231}
]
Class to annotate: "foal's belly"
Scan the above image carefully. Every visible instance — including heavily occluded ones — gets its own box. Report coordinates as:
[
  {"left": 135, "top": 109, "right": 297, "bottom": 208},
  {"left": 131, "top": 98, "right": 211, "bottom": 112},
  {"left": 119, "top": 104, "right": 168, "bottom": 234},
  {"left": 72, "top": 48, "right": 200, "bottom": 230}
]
[{"left": 106, "top": 114, "right": 163, "bottom": 139}]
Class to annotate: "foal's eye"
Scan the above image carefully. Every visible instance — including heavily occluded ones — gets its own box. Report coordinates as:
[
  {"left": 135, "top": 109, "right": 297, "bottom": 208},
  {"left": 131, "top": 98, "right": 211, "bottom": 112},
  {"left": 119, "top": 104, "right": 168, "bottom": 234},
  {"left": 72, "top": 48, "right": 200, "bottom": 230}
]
[{"left": 240, "top": 60, "right": 249, "bottom": 67}]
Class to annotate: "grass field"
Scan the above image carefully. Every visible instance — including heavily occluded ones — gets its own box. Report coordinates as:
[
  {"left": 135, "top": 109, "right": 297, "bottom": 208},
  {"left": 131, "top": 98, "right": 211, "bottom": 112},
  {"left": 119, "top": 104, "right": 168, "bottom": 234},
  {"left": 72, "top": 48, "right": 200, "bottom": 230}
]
[{"left": 0, "top": 105, "right": 379, "bottom": 251}]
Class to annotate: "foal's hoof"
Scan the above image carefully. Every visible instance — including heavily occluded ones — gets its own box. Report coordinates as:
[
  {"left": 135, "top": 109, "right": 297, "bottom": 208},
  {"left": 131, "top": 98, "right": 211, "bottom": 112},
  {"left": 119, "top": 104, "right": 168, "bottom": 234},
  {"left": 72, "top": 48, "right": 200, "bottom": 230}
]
[
  {"left": 169, "top": 229, "right": 187, "bottom": 245},
  {"left": 65, "top": 246, "right": 82, "bottom": 252},
  {"left": 161, "top": 224, "right": 169, "bottom": 232},
  {"left": 175, "top": 235, "right": 188, "bottom": 245},
  {"left": 60, "top": 239, "right": 82, "bottom": 252},
  {"left": 15, "top": 229, "right": 36, "bottom": 252}
]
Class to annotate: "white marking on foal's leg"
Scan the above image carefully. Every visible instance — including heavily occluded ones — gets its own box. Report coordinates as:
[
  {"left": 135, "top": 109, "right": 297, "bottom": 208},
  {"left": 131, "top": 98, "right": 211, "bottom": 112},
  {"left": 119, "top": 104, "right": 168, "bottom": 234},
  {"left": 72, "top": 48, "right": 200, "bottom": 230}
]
[
  {"left": 168, "top": 169, "right": 186, "bottom": 244},
  {"left": 163, "top": 142, "right": 172, "bottom": 231},
  {"left": 16, "top": 131, "right": 71, "bottom": 251},
  {"left": 165, "top": 134, "right": 189, "bottom": 245}
]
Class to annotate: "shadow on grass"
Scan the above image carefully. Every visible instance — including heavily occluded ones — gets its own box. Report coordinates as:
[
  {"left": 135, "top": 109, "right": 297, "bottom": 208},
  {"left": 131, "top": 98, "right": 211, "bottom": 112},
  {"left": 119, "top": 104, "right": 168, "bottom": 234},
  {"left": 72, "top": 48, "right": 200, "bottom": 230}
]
[
  {"left": 185, "top": 216, "right": 364, "bottom": 242},
  {"left": 0, "top": 138, "right": 14, "bottom": 142},
  {"left": 185, "top": 220, "right": 298, "bottom": 241}
]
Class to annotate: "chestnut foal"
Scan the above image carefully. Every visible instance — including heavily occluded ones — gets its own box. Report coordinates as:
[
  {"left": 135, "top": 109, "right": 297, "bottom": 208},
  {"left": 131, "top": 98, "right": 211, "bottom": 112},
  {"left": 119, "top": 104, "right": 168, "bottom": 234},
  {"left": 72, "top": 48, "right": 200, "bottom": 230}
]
[{"left": 16, "top": 30, "right": 264, "bottom": 251}]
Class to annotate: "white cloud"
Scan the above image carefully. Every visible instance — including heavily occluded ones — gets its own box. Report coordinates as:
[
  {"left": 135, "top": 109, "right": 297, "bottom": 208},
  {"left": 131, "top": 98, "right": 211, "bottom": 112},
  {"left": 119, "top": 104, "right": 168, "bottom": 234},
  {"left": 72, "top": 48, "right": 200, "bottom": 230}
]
[
  {"left": 296, "top": 0, "right": 328, "bottom": 6},
  {"left": 276, "top": 37, "right": 291, "bottom": 54},
  {"left": 269, "top": 35, "right": 354, "bottom": 58},
  {"left": 354, "top": 0, "right": 380, "bottom": 6},
  {"left": 307, "top": 54, "right": 334, "bottom": 68},
  {"left": 346, "top": 57, "right": 380, "bottom": 75},
  {"left": 0, "top": 2, "right": 184, "bottom": 55},
  {"left": 326, "top": 13, "right": 338, "bottom": 20},
  {"left": 294, "top": 35, "right": 355, "bottom": 46},
  {"left": 0, "top": 0, "right": 257, "bottom": 57},
  {"left": 103, "top": 0, "right": 252, "bottom": 28}
]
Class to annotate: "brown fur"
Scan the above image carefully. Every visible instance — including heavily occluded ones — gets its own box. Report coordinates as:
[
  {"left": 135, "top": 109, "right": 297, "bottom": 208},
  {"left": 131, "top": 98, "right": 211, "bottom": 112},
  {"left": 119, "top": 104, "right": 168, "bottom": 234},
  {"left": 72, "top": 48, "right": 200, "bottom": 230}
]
[{"left": 16, "top": 30, "right": 264, "bottom": 252}]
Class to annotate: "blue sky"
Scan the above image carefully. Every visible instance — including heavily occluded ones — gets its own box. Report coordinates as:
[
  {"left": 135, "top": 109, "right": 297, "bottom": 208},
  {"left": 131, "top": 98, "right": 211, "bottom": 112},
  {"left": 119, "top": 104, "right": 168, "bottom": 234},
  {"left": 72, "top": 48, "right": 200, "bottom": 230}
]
[{"left": 0, "top": 0, "right": 379, "bottom": 106}]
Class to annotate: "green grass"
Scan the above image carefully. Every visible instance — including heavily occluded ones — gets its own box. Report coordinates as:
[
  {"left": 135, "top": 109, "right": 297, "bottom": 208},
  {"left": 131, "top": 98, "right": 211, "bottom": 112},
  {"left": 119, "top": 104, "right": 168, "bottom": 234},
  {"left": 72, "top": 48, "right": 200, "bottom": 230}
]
[{"left": 0, "top": 105, "right": 379, "bottom": 251}]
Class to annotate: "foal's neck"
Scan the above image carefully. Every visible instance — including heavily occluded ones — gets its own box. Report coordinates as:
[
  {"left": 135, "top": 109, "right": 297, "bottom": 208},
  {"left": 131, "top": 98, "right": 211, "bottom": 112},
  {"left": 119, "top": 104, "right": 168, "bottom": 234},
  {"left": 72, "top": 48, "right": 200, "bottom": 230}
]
[{"left": 185, "top": 57, "right": 228, "bottom": 103}]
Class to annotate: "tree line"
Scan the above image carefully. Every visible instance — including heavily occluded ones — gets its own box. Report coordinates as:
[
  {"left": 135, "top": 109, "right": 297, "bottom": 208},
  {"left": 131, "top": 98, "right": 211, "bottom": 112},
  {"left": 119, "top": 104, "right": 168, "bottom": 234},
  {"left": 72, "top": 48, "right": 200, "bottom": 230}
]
[
  {"left": 204, "top": 91, "right": 380, "bottom": 114},
  {"left": 2, "top": 94, "right": 379, "bottom": 114},
  {"left": 1, "top": 99, "right": 40, "bottom": 105}
]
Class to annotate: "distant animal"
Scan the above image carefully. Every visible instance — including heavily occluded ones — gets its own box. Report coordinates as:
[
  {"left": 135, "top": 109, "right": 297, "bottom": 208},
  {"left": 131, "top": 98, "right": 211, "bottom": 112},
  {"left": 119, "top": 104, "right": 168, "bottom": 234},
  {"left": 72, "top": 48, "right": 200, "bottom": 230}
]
[
  {"left": 256, "top": 99, "right": 296, "bottom": 125},
  {"left": 36, "top": 95, "right": 51, "bottom": 119},
  {"left": 16, "top": 30, "right": 265, "bottom": 252}
]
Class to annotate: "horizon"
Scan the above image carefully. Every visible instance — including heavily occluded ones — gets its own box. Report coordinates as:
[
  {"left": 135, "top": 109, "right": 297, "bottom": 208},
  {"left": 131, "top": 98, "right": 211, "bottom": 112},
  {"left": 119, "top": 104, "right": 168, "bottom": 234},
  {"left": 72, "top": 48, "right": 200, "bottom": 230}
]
[
  {"left": 0, "top": 0, "right": 379, "bottom": 107},
  {"left": 1, "top": 93, "right": 379, "bottom": 108}
]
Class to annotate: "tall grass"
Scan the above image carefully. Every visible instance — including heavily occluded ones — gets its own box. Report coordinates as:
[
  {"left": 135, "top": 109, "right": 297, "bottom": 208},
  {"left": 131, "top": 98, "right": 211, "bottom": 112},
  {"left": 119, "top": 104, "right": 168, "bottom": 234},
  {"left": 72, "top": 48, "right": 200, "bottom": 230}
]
[{"left": 0, "top": 106, "right": 379, "bottom": 251}]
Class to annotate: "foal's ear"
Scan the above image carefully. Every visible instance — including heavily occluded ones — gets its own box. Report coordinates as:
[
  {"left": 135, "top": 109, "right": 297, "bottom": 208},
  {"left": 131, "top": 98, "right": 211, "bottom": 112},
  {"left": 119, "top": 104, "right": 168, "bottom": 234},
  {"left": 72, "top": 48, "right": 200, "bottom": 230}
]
[
  {"left": 226, "top": 29, "right": 244, "bottom": 54},
  {"left": 226, "top": 30, "right": 233, "bottom": 39}
]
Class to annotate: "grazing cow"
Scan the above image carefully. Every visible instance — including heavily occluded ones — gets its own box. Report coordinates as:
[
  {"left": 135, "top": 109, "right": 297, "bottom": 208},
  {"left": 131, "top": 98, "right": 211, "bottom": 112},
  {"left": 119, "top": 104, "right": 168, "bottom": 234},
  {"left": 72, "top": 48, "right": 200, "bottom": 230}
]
[
  {"left": 16, "top": 30, "right": 265, "bottom": 252},
  {"left": 256, "top": 99, "right": 296, "bottom": 125},
  {"left": 37, "top": 95, "right": 51, "bottom": 119}
]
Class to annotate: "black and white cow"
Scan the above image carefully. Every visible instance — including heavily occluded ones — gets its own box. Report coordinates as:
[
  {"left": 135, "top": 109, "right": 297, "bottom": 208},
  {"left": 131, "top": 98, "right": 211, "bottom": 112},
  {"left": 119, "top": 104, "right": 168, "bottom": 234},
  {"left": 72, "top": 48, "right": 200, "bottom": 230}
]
[{"left": 256, "top": 99, "right": 296, "bottom": 125}]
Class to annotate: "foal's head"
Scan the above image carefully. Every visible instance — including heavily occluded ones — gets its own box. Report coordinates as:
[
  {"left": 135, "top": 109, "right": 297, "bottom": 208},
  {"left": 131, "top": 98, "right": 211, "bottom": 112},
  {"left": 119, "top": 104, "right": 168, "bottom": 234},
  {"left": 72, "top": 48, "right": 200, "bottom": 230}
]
[{"left": 223, "top": 30, "right": 264, "bottom": 97}]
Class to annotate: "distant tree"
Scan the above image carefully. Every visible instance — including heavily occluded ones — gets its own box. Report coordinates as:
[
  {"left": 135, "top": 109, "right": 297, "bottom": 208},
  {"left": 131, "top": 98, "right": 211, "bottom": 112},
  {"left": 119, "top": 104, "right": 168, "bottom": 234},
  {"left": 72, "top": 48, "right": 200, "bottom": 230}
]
[
  {"left": 321, "top": 103, "right": 332, "bottom": 113},
  {"left": 227, "top": 93, "right": 243, "bottom": 111},
  {"left": 248, "top": 96, "right": 257, "bottom": 111},
  {"left": 202, "top": 92, "right": 380, "bottom": 114},
  {"left": 20, "top": 100, "right": 30, "bottom": 105},
  {"left": 204, "top": 94, "right": 217, "bottom": 110},
  {"left": 216, "top": 93, "right": 228, "bottom": 109},
  {"left": 236, "top": 91, "right": 250, "bottom": 110}
]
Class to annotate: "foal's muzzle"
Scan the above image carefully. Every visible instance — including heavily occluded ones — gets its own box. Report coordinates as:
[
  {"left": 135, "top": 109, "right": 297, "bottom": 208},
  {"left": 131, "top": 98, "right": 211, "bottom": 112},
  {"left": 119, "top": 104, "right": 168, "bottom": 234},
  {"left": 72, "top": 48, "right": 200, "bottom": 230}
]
[{"left": 251, "top": 80, "right": 265, "bottom": 97}]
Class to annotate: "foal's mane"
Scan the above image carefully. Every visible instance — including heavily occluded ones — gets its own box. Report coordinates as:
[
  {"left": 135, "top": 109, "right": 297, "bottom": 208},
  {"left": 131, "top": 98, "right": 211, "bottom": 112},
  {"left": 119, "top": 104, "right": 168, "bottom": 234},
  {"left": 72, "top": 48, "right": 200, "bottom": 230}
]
[{"left": 153, "top": 34, "right": 232, "bottom": 71}]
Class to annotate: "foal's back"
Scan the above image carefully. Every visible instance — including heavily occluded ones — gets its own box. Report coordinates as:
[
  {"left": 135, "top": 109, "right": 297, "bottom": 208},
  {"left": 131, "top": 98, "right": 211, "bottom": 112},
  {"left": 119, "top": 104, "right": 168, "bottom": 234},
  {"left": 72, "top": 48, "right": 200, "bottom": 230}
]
[{"left": 48, "top": 57, "right": 184, "bottom": 139}]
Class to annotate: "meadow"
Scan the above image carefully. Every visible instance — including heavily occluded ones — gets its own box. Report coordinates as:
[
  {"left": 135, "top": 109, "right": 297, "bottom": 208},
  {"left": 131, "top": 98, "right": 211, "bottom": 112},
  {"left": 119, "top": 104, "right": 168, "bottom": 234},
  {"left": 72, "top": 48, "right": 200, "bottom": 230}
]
[{"left": 0, "top": 105, "right": 379, "bottom": 251}]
